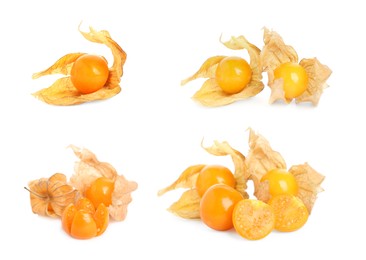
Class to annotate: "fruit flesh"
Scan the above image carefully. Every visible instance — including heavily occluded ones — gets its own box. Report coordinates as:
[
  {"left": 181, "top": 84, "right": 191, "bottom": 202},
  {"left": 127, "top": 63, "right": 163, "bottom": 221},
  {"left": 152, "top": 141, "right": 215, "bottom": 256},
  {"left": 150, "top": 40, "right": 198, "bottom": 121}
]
[
  {"left": 61, "top": 197, "right": 109, "bottom": 239},
  {"left": 268, "top": 194, "right": 309, "bottom": 232},
  {"left": 232, "top": 199, "right": 275, "bottom": 240}
]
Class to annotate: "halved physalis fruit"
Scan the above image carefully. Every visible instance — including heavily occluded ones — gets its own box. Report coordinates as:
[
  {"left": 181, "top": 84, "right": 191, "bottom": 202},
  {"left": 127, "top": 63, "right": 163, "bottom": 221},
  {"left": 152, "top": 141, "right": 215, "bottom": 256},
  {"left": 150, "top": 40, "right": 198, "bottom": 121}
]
[
  {"left": 232, "top": 199, "right": 275, "bottom": 240},
  {"left": 261, "top": 27, "right": 332, "bottom": 105},
  {"left": 268, "top": 194, "right": 309, "bottom": 232},
  {"left": 181, "top": 36, "right": 264, "bottom": 107},
  {"left": 32, "top": 25, "right": 127, "bottom": 105}
]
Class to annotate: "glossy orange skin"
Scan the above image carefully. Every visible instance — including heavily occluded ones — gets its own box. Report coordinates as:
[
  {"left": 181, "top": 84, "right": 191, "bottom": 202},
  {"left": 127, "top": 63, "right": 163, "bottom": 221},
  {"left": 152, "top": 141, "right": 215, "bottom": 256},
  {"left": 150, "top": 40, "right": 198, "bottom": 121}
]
[
  {"left": 85, "top": 177, "right": 115, "bottom": 208},
  {"left": 200, "top": 184, "right": 243, "bottom": 231},
  {"left": 70, "top": 54, "right": 109, "bottom": 94},
  {"left": 215, "top": 56, "right": 252, "bottom": 94},
  {"left": 274, "top": 62, "right": 308, "bottom": 99},
  {"left": 62, "top": 197, "right": 109, "bottom": 239},
  {"left": 261, "top": 169, "right": 298, "bottom": 197},
  {"left": 195, "top": 165, "right": 236, "bottom": 197}
]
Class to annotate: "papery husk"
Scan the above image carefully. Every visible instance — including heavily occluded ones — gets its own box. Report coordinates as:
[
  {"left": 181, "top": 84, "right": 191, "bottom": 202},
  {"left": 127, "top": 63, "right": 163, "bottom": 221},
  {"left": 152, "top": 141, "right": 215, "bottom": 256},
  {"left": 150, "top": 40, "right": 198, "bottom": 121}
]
[
  {"left": 260, "top": 27, "right": 298, "bottom": 72},
  {"left": 26, "top": 173, "right": 79, "bottom": 217},
  {"left": 246, "top": 128, "right": 287, "bottom": 181},
  {"left": 202, "top": 140, "right": 249, "bottom": 198},
  {"left": 32, "top": 25, "right": 126, "bottom": 105},
  {"left": 69, "top": 145, "right": 137, "bottom": 221},
  {"left": 157, "top": 165, "right": 205, "bottom": 219},
  {"left": 245, "top": 128, "right": 287, "bottom": 202},
  {"left": 167, "top": 189, "right": 201, "bottom": 219},
  {"left": 289, "top": 163, "right": 325, "bottom": 213},
  {"left": 181, "top": 56, "right": 226, "bottom": 85},
  {"left": 248, "top": 129, "right": 325, "bottom": 213},
  {"left": 110, "top": 174, "right": 138, "bottom": 221},
  {"left": 32, "top": 53, "right": 86, "bottom": 79},
  {"left": 181, "top": 36, "right": 264, "bottom": 107},
  {"left": 297, "top": 58, "right": 332, "bottom": 105},
  {"left": 157, "top": 164, "right": 206, "bottom": 196},
  {"left": 261, "top": 28, "right": 332, "bottom": 105}
]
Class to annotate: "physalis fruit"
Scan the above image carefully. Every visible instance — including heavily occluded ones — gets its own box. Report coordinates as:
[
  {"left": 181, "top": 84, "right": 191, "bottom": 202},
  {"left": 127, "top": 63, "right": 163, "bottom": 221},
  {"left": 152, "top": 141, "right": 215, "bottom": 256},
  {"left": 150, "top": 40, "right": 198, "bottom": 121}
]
[
  {"left": 181, "top": 36, "right": 263, "bottom": 107},
  {"left": 32, "top": 25, "right": 127, "bottom": 105},
  {"left": 261, "top": 168, "right": 299, "bottom": 197},
  {"left": 85, "top": 177, "right": 115, "bottom": 208},
  {"left": 70, "top": 54, "right": 109, "bottom": 94},
  {"left": 215, "top": 56, "right": 252, "bottom": 94},
  {"left": 200, "top": 184, "right": 243, "bottom": 231},
  {"left": 261, "top": 28, "right": 332, "bottom": 105},
  {"left": 195, "top": 165, "right": 236, "bottom": 197},
  {"left": 62, "top": 197, "right": 109, "bottom": 239}
]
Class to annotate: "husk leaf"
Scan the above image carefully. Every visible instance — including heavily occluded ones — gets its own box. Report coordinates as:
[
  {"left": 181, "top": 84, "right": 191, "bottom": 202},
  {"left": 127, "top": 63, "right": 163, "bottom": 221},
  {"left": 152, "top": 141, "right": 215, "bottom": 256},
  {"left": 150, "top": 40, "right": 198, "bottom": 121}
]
[
  {"left": 203, "top": 140, "right": 249, "bottom": 198},
  {"left": 69, "top": 145, "right": 137, "bottom": 221},
  {"left": 246, "top": 128, "right": 286, "bottom": 181},
  {"left": 182, "top": 36, "right": 263, "bottom": 107},
  {"left": 297, "top": 58, "right": 332, "bottom": 105},
  {"left": 32, "top": 25, "right": 126, "bottom": 105},
  {"left": 260, "top": 27, "right": 298, "bottom": 72},
  {"left": 157, "top": 164, "right": 206, "bottom": 196},
  {"left": 167, "top": 189, "right": 201, "bottom": 219},
  {"left": 181, "top": 56, "right": 226, "bottom": 85},
  {"left": 32, "top": 53, "right": 86, "bottom": 79},
  {"left": 289, "top": 163, "right": 325, "bottom": 213},
  {"left": 26, "top": 173, "right": 79, "bottom": 217},
  {"left": 109, "top": 174, "right": 138, "bottom": 221}
]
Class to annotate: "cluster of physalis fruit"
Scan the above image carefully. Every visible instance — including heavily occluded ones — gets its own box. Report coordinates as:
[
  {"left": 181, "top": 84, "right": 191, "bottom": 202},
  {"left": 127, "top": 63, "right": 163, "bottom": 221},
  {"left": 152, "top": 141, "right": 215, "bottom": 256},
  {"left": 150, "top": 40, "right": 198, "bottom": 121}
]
[
  {"left": 25, "top": 145, "right": 137, "bottom": 239},
  {"left": 181, "top": 28, "right": 332, "bottom": 107},
  {"left": 159, "top": 129, "right": 324, "bottom": 240}
]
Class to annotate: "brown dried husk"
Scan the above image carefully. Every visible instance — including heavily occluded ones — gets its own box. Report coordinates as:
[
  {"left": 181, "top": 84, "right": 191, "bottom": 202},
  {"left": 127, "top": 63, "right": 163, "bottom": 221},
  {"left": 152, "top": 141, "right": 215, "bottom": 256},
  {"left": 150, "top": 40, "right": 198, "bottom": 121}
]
[
  {"left": 261, "top": 28, "right": 332, "bottom": 105},
  {"left": 158, "top": 140, "right": 249, "bottom": 219},
  {"left": 247, "top": 129, "right": 324, "bottom": 213},
  {"left": 26, "top": 173, "right": 79, "bottom": 217},
  {"left": 181, "top": 36, "right": 264, "bottom": 107},
  {"left": 69, "top": 145, "right": 137, "bottom": 221},
  {"left": 32, "top": 25, "right": 127, "bottom": 105}
]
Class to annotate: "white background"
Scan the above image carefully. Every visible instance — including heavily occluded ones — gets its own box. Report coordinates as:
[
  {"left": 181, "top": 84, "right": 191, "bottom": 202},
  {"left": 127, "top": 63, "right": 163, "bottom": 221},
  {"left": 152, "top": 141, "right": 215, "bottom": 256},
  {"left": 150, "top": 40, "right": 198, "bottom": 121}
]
[{"left": 1, "top": 0, "right": 365, "bottom": 259}]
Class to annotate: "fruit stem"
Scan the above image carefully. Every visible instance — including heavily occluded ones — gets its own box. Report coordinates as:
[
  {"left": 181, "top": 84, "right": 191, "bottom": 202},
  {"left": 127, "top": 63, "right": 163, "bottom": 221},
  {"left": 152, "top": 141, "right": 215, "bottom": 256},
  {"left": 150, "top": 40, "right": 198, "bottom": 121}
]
[{"left": 24, "top": 187, "right": 48, "bottom": 199}]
